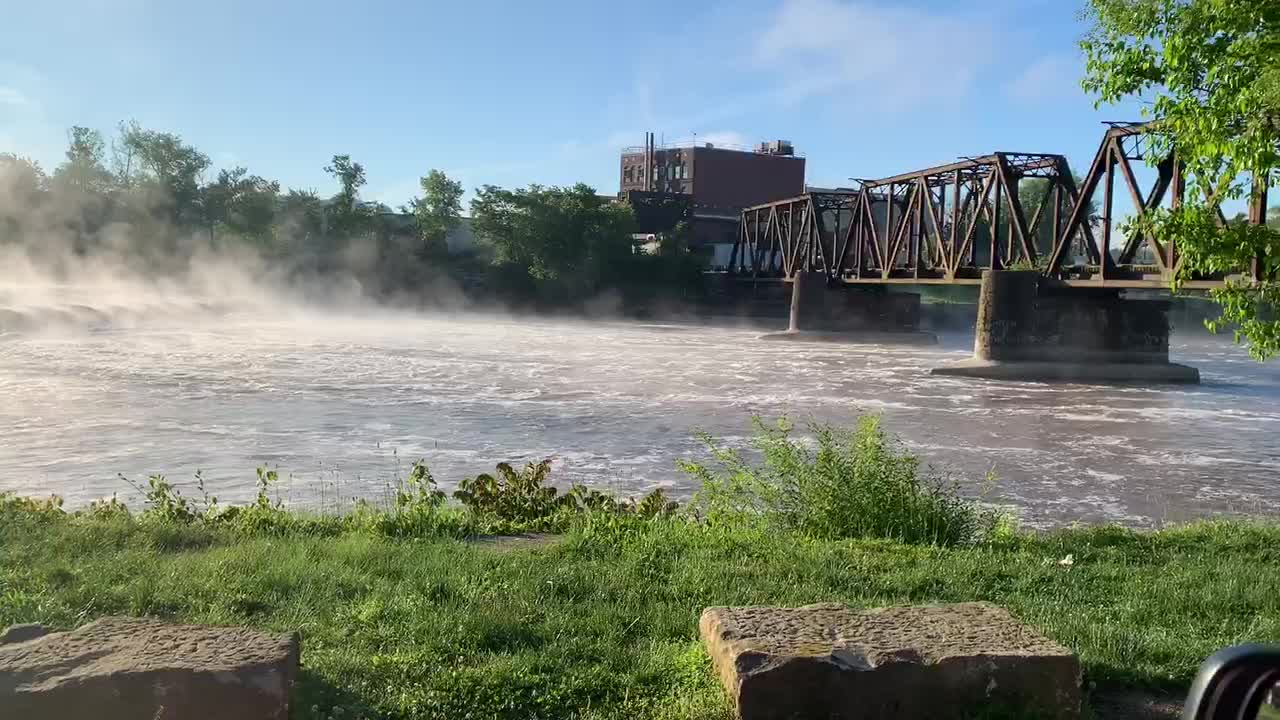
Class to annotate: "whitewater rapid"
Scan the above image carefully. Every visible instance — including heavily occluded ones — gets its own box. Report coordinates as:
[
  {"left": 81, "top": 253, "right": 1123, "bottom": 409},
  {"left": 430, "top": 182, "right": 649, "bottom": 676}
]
[{"left": 2, "top": 298, "right": 1278, "bottom": 527}]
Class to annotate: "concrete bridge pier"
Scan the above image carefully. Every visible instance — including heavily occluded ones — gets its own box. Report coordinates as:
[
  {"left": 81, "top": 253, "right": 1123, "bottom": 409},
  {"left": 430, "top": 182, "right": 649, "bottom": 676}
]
[
  {"left": 931, "top": 270, "right": 1199, "bottom": 383},
  {"left": 762, "top": 271, "right": 936, "bottom": 344}
]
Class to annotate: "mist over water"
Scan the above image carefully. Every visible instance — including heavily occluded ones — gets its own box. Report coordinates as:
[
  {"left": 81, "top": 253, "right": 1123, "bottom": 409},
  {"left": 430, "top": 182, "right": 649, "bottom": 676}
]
[{"left": 2, "top": 265, "right": 1279, "bottom": 528}]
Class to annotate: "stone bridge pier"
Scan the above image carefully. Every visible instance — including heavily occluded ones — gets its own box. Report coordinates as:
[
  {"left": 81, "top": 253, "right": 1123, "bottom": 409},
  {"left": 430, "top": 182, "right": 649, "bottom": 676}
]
[
  {"left": 764, "top": 271, "right": 935, "bottom": 343},
  {"left": 932, "top": 270, "right": 1199, "bottom": 383}
]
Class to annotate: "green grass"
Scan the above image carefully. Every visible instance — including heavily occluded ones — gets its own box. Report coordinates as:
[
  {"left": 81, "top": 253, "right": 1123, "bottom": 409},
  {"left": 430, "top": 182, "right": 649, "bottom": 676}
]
[
  {"left": 3, "top": 418, "right": 1277, "bottom": 718},
  {"left": 3, "top": 509, "right": 1280, "bottom": 720}
]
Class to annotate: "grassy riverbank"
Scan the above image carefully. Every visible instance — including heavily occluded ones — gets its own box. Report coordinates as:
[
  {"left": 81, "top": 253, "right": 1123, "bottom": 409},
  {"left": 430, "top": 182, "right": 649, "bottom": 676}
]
[{"left": 2, "top": 419, "right": 1278, "bottom": 719}]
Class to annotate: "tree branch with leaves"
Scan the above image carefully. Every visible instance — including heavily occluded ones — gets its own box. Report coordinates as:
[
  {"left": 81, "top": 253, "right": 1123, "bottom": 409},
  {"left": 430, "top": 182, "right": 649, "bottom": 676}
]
[{"left": 1082, "top": 0, "right": 1280, "bottom": 359}]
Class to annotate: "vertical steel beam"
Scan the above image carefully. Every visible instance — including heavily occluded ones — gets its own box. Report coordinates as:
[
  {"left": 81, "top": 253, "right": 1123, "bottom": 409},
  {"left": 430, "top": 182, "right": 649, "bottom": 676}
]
[
  {"left": 950, "top": 169, "right": 961, "bottom": 277},
  {"left": 1169, "top": 159, "right": 1184, "bottom": 275},
  {"left": 996, "top": 154, "right": 1035, "bottom": 264},
  {"left": 1101, "top": 139, "right": 1116, "bottom": 280},
  {"left": 855, "top": 193, "right": 866, "bottom": 277},
  {"left": 883, "top": 182, "right": 895, "bottom": 279},
  {"left": 1049, "top": 139, "right": 1110, "bottom": 274},
  {"left": 1116, "top": 153, "right": 1174, "bottom": 268},
  {"left": 990, "top": 171, "right": 1003, "bottom": 270},
  {"left": 1249, "top": 171, "right": 1269, "bottom": 281},
  {"left": 1052, "top": 182, "right": 1061, "bottom": 262}
]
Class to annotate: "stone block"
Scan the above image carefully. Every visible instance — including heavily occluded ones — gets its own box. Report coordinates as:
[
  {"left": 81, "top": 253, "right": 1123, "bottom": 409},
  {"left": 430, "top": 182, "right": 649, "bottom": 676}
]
[
  {"left": 0, "top": 616, "right": 299, "bottom": 720},
  {"left": 699, "top": 602, "right": 1080, "bottom": 720},
  {"left": 0, "top": 623, "right": 50, "bottom": 645}
]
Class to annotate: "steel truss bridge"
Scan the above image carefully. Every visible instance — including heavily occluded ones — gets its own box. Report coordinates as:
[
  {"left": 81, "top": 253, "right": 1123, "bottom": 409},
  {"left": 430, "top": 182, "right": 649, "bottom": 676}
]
[{"left": 729, "top": 123, "right": 1271, "bottom": 289}]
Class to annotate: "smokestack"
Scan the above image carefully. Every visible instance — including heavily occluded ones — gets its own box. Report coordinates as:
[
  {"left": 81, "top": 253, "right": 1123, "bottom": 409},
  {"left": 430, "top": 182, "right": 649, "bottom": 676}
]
[
  {"left": 641, "top": 133, "right": 647, "bottom": 192},
  {"left": 645, "top": 132, "right": 653, "bottom": 192}
]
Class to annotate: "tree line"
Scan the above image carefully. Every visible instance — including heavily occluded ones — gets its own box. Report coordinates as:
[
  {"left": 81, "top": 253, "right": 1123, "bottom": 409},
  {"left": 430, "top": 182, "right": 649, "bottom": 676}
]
[{"left": 0, "top": 122, "right": 702, "bottom": 308}]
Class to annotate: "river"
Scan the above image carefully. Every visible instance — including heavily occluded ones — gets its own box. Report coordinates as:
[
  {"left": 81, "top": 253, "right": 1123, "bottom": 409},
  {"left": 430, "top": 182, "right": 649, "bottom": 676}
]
[{"left": 2, "top": 291, "right": 1278, "bottom": 527}]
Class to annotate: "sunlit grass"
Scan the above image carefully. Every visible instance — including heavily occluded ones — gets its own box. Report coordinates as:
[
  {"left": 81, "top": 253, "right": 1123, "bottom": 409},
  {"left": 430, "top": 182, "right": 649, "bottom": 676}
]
[
  {"left": 2, "top": 510, "right": 1279, "bottom": 719},
  {"left": 3, "top": 417, "right": 1276, "bottom": 718}
]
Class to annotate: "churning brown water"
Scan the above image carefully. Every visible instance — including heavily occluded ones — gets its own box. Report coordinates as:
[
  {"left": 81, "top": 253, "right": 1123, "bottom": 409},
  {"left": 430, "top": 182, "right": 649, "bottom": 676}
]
[{"left": 2, "top": 284, "right": 1278, "bottom": 527}]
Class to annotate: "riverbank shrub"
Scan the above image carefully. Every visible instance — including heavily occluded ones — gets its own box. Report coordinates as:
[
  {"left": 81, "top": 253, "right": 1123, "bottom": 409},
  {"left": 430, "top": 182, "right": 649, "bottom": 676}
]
[
  {"left": 453, "top": 459, "right": 679, "bottom": 533},
  {"left": 90, "top": 455, "right": 679, "bottom": 538},
  {"left": 11, "top": 415, "right": 996, "bottom": 545},
  {"left": 679, "top": 416, "right": 999, "bottom": 546}
]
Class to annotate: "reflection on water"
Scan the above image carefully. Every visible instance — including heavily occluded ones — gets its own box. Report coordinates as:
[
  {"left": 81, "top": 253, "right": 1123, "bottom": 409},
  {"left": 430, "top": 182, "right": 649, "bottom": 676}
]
[{"left": 2, "top": 302, "right": 1278, "bottom": 527}]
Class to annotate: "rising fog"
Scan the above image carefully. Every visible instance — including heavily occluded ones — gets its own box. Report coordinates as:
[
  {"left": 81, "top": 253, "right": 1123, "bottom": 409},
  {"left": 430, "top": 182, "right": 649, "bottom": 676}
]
[{"left": 0, "top": 144, "right": 477, "bottom": 334}]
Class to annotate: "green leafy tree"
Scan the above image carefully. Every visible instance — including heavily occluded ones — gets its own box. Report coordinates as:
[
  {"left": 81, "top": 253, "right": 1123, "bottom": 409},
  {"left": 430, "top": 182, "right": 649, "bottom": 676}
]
[
  {"left": 0, "top": 154, "right": 48, "bottom": 199},
  {"left": 1083, "top": 0, "right": 1280, "bottom": 359},
  {"left": 229, "top": 170, "right": 280, "bottom": 246},
  {"left": 323, "top": 154, "right": 372, "bottom": 240},
  {"left": 470, "top": 183, "right": 635, "bottom": 296},
  {"left": 52, "top": 126, "right": 113, "bottom": 195},
  {"left": 47, "top": 127, "right": 117, "bottom": 246},
  {"left": 201, "top": 167, "right": 280, "bottom": 247},
  {"left": 277, "top": 188, "right": 325, "bottom": 253},
  {"left": 0, "top": 154, "right": 48, "bottom": 242},
  {"left": 110, "top": 120, "right": 142, "bottom": 187},
  {"left": 409, "top": 169, "right": 463, "bottom": 258},
  {"left": 119, "top": 125, "right": 211, "bottom": 226}
]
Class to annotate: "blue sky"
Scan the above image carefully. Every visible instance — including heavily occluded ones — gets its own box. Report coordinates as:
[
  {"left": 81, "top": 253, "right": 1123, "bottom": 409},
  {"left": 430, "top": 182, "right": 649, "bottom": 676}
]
[{"left": 2, "top": 0, "right": 1145, "bottom": 208}]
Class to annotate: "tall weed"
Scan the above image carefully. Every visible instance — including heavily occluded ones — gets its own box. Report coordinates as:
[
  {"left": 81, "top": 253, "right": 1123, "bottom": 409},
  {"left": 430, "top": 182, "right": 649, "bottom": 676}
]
[{"left": 680, "top": 416, "right": 998, "bottom": 546}]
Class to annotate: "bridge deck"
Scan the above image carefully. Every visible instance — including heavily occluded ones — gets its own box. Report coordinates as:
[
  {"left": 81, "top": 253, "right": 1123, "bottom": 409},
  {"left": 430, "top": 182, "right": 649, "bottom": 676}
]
[{"left": 712, "top": 273, "right": 1229, "bottom": 290}]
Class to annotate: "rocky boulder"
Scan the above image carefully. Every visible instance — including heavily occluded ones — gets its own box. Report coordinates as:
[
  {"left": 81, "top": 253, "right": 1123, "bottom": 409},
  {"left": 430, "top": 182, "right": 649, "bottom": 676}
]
[
  {"left": 700, "top": 602, "right": 1080, "bottom": 720},
  {"left": 0, "top": 616, "right": 299, "bottom": 720},
  {"left": 0, "top": 623, "right": 50, "bottom": 645}
]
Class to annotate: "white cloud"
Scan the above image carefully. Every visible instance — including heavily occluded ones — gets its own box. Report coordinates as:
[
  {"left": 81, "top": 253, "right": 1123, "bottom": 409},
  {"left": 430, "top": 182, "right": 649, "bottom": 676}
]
[
  {"left": 0, "top": 87, "right": 31, "bottom": 108},
  {"left": 755, "top": 0, "right": 994, "bottom": 110},
  {"left": 1006, "top": 54, "right": 1083, "bottom": 102}
]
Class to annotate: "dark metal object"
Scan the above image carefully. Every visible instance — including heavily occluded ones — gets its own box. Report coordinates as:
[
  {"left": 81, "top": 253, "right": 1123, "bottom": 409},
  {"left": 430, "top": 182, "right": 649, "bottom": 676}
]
[
  {"left": 731, "top": 123, "right": 1269, "bottom": 289},
  {"left": 1182, "top": 644, "right": 1280, "bottom": 720}
]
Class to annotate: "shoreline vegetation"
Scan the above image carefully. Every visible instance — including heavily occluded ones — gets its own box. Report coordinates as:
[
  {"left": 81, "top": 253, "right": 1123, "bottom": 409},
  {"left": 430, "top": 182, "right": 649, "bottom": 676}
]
[{"left": 3, "top": 417, "right": 1278, "bottom": 719}]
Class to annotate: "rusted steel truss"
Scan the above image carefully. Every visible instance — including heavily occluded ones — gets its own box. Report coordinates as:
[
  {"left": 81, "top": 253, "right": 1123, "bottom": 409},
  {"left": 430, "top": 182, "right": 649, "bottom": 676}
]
[
  {"left": 731, "top": 123, "right": 1269, "bottom": 287},
  {"left": 733, "top": 152, "right": 1083, "bottom": 281},
  {"left": 1045, "top": 122, "right": 1266, "bottom": 284},
  {"left": 1044, "top": 122, "right": 1173, "bottom": 280}
]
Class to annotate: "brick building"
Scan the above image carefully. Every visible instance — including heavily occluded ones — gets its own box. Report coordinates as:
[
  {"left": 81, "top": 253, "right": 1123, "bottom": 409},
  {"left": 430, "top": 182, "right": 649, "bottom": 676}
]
[{"left": 620, "top": 134, "right": 805, "bottom": 267}]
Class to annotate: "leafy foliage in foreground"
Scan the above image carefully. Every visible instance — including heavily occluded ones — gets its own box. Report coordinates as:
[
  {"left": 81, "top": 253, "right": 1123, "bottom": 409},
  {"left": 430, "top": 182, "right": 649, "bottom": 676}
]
[
  {"left": 680, "top": 416, "right": 1003, "bottom": 546},
  {"left": 94, "top": 454, "right": 680, "bottom": 539},
  {"left": 454, "top": 459, "right": 678, "bottom": 531}
]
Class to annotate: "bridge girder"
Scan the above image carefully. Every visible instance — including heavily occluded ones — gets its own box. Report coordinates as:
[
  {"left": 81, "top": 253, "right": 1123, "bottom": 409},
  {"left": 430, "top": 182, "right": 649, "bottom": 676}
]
[{"left": 730, "top": 123, "right": 1270, "bottom": 288}]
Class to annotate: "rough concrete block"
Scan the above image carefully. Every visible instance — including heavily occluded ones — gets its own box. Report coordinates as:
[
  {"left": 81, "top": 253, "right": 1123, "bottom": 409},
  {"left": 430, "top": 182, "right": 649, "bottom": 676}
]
[
  {"left": 0, "top": 623, "right": 51, "bottom": 645},
  {"left": 0, "top": 616, "right": 299, "bottom": 720},
  {"left": 700, "top": 602, "right": 1080, "bottom": 720}
]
